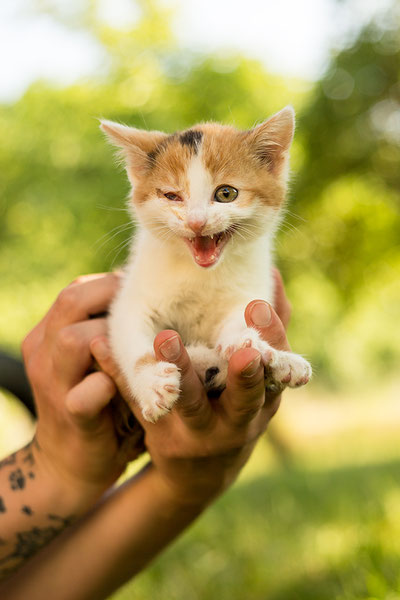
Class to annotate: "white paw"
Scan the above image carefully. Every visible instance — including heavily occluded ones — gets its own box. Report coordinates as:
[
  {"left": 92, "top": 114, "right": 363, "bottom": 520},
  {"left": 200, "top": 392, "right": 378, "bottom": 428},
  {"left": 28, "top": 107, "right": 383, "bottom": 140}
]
[
  {"left": 133, "top": 361, "right": 181, "bottom": 423},
  {"left": 217, "top": 326, "right": 312, "bottom": 390},
  {"left": 266, "top": 349, "right": 312, "bottom": 389}
]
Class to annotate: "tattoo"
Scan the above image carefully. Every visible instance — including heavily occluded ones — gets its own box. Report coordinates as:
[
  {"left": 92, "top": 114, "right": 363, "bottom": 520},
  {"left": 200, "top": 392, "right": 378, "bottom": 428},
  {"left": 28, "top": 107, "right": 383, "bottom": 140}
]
[
  {"left": 0, "top": 514, "right": 75, "bottom": 580},
  {"left": 21, "top": 505, "right": 33, "bottom": 516},
  {"left": 22, "top": 450, "right": 35, "bottom": 468},
  {"left": 0, "top": 497, "right": 5, "bottom": 513},
  {"left": 9, "top": 469, "right": 26, "bottom": 491}
]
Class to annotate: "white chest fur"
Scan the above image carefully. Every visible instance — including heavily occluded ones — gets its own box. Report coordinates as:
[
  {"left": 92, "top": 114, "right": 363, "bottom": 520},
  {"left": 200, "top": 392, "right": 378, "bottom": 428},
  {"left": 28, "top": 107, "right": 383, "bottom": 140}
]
[{"left": 113, "top": 228, "right": 275, "bottom": 347}]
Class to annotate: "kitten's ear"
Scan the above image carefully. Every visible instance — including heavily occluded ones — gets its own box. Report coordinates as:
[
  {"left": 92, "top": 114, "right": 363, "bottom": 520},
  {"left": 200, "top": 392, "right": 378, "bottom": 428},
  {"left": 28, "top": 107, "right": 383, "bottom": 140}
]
[
  {"left": 100, "top": 120, "right": 167, "bottom": 180},
  {"left": 249, "top": 106, "right": 295, "bottom": 177}
]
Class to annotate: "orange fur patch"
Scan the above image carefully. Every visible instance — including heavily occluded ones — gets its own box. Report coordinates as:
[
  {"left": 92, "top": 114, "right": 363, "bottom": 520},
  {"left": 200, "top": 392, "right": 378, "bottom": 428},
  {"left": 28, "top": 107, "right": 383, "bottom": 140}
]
[{"left": 134, "top": 353, "right": 157, "bottom": 371}]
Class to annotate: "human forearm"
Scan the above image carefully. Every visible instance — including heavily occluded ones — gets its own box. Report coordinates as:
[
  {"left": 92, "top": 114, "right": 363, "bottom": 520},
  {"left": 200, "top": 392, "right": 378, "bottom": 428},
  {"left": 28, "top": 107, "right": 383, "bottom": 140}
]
[
  {"left": 1, "top": 464, "right": 206, "bottom": 600},
  {"left": 0, "top": 438, "right": 96, "bottom": 581}
]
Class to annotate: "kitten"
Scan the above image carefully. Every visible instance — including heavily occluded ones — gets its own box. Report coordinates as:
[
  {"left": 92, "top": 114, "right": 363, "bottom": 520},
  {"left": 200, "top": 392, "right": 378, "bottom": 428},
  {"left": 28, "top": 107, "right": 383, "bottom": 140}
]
[{"left": 101, "top": 106, "right": 311, "bottom": 423}]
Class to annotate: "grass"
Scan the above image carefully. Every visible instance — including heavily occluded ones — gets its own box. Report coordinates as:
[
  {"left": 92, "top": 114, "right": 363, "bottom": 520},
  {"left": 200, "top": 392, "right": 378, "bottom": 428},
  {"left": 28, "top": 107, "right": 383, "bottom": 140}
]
[{"left": 112, "top": 458, "right": 400, "bottom": 600}]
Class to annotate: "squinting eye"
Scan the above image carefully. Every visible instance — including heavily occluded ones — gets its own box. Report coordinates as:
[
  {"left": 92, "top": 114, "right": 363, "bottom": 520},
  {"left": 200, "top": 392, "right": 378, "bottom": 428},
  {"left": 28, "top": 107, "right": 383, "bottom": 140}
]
[
  {"left": 164, "top": 192, "right": 182, "bottom": 201},
  {"left": 214, "top": 185, "right": 238, "bottom": 203}
]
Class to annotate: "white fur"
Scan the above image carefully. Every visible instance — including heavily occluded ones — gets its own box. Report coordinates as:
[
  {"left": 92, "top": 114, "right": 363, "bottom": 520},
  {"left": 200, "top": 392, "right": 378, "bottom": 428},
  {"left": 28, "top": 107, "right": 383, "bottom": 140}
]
[{"left": 108, "top": 141, "right": 311, "bottom": 421}]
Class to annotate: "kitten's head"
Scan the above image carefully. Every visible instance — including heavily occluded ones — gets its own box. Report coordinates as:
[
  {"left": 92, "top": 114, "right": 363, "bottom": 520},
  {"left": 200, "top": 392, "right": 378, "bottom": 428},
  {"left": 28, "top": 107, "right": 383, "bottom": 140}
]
[{"left": 101, "top": 107, "right": 294, "bottom": 268}]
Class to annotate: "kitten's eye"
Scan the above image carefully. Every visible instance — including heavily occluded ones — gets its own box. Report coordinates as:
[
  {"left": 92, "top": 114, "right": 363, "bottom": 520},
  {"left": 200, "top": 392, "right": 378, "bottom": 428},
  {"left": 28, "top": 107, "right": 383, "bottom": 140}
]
[
  {"left": 164, "top": 192, "right": 181, "bottom": 201},
  {"left": 214, "top": 185, "right": 238, "bottom": 203}
]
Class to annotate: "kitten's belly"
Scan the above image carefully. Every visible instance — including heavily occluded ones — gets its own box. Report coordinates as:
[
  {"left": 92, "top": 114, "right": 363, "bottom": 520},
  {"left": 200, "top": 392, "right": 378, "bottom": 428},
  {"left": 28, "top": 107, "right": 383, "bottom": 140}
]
[
  {"left": 150, "top": 283, "right": 272, "bottom": 347},
  {"left": 152, "top": 297, "right": 227, "bottom": 346}
]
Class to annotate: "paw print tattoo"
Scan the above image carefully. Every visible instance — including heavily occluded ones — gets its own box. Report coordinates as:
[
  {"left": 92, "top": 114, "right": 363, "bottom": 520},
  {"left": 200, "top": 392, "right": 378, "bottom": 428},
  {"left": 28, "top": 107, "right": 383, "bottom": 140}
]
[{"left": 9, "top": 469, "right": 26, "bottom": 491}]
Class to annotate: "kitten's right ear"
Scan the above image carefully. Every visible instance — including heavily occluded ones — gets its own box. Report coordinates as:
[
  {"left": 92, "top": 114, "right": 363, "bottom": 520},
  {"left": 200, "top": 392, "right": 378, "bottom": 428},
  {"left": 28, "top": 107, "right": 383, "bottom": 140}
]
[
  {"left": 100, "top": 120, "right": 167, "bottom": 179},
  {"left": 249, "top": 106, "right": 295, "bottom": 178}
]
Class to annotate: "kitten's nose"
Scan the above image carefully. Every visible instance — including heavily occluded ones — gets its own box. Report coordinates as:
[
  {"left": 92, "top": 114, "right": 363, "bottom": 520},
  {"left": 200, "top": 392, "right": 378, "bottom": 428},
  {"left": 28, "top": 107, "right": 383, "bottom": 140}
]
[{"left": 187, "top": 214, "right": 207, "bottom": 234}]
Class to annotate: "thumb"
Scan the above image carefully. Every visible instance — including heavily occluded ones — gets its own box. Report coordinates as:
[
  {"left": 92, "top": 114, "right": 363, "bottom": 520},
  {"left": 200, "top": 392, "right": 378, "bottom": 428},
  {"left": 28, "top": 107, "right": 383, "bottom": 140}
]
[{"left": 245, "top": 300, "right": 290, "bottom": 351}]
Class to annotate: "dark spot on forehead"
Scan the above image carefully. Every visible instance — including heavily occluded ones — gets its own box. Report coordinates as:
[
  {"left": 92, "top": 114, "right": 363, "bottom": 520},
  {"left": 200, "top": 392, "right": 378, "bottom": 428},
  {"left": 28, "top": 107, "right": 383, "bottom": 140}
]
[
  {"left": 179, "top": 130, "right": 203, "bottom": 153},
  {"left": 147, "top": 129, "right": 203, "bottom": 168}
]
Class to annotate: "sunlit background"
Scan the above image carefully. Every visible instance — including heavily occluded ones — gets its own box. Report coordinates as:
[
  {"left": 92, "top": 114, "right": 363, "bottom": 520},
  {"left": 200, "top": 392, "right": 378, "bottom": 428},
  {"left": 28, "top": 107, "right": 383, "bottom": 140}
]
[{"left": 0, "top": 0, "right": 400, "bottom": 597}]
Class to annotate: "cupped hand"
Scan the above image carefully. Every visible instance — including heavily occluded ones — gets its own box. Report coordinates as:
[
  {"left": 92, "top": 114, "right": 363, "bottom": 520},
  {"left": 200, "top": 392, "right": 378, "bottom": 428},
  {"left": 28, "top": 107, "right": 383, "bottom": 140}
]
[
  {"left": 22, "top": 273, "right": 143, "bottom": 511},
  {"left": 92, "top": 273, "right": 291, "bottom": 507}
]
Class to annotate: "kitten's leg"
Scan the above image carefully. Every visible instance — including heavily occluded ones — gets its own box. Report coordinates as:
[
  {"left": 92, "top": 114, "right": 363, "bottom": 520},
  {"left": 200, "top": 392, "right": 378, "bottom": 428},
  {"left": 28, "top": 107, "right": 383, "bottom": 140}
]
[
  {"left": 215, "top": 309, "right": 312, "bottom": 390},
  {"left": 109, "top": 309, "right": 181, "bottom": 423}
]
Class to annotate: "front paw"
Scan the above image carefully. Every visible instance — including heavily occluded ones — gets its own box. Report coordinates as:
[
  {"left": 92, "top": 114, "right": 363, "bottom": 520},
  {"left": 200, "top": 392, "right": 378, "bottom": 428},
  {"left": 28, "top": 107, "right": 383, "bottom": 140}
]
[
  {"left": 217, "top": 327, "right": 312, "bottom": 390},
  {"left": 133, "top": 360, "right": 181, "bottom": 423},
  {"left": 266, "top": 349, "right": 312, "bottom": 390}
]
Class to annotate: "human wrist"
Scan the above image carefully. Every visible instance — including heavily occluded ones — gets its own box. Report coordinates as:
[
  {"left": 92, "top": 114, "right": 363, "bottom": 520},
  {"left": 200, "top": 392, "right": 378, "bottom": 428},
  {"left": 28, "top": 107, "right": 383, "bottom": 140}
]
[
  {"left": 149, "top": 455, "right": 246, "bottom": 510},
  {"left": 31, "top": 438, "right": 112, "bottom": 516},
  {"left": 142, "top": 464, "right": 215, "bottom": 512}
]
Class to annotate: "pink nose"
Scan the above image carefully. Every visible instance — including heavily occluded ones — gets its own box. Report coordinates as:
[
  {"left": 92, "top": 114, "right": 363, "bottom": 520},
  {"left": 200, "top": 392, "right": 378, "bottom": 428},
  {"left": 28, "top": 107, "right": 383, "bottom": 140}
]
[{"left": 187, "top": 215, "right": 207, "bottom": 234}]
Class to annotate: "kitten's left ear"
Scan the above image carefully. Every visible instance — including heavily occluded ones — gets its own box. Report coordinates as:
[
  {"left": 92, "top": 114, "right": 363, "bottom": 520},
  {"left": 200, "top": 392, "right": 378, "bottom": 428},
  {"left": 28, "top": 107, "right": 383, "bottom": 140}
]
[
  {"left": 100, "top": 120, "right": 167, "bottom": 180},
  {"left": 249, "top": 106, "right": 295, "bottom": 177}
]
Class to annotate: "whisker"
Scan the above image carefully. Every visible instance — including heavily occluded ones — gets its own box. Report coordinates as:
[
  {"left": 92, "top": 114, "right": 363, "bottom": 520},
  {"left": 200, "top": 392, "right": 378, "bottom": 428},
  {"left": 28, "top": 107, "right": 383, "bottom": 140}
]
[
  {"left": 96, "top": 203, "right": 131, "bottom": 213},
  {"left": 109, "top": 238, "right": 132, "bottom": 268},
  {"left": 93, "top": 222, "right": 134, "bottom": 252}
]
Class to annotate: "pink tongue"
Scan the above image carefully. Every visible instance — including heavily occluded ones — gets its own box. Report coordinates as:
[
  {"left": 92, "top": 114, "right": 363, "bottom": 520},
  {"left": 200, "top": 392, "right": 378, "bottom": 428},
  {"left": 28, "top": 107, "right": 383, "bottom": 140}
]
[{"left": 193, "top": 236, "right": 218, "bottom": 265}]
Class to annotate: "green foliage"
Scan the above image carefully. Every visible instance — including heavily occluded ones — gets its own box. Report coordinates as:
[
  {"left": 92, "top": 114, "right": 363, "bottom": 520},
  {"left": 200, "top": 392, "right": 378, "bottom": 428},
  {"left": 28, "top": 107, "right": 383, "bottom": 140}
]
[
  {"left": 112, "top": 459, "right": 400, "bottom": 600},
  {"left": 0, "top": 0, "right": 399, "bottom": 388}
]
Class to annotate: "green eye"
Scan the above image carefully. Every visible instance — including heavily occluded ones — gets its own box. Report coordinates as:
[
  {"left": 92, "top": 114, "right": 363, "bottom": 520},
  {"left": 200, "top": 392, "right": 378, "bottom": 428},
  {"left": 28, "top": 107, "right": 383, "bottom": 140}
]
[{"left": 214, "top": 185, "right": 238, "bottom": 203}]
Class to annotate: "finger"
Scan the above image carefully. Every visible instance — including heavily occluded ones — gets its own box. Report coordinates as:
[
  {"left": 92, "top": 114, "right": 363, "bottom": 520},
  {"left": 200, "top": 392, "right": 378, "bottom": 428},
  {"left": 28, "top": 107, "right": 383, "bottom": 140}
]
[
  {"left": 65, "top": 370, "right": 116, "bottom": 427},
  {"left": 220, "top": 347, "right": 265, "bottom": 426},
  {"left": 153, "top": 331, "right": 213, "bottom": 429},
  {"left": 271, "top": 268, "right": 291, "bottom": 330},
  {"left": 53, "top": 318, "right": 108, "bottom": 386},
  {"left": 46, "top": 272, "right": 122, "bottom": 335},
  {"left": 245, "top": 300, "right": 290, "bottom": 351}
]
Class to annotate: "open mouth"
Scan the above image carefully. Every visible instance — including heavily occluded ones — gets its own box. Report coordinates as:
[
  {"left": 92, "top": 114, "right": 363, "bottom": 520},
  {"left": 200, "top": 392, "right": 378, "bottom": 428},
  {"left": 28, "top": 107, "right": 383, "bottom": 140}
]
[{"left": 183, "top": 230, "right": 232, "bottom": 268}]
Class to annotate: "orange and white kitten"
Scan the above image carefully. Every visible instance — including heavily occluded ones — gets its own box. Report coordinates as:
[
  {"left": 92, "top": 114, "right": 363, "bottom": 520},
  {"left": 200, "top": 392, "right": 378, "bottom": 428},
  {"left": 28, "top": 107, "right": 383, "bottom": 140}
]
[{"left": 101, "top": 106, "right": 311, "bottom": 422}]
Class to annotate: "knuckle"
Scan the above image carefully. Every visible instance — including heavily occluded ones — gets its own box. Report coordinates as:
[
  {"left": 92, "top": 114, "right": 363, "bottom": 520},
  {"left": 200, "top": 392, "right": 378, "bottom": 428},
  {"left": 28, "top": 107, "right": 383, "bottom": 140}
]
[
  {"left": 233, "top": 403, "right": 260, "bottom": 424},
  {"left": 56, "top": 326, "right": 84, "bottom": 353},
  {"left": 55, "top": 287, "right": 79, "bottom": 313}
]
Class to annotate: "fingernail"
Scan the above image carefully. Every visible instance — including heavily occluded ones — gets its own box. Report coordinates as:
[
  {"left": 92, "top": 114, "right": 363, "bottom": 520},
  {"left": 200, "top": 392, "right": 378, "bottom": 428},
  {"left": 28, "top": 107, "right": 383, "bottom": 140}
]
[
  {"left": 241, "top": 355, "right": 261, "bottom": 377},
  {"left": 159, "top": 336, "right": 181, "bottom": 361},
  {"left": 250, "top": 302, "right": 272, "bottom": 327},
  {"left": 92, "top": 339, "right": 109, "bottom": 360}
]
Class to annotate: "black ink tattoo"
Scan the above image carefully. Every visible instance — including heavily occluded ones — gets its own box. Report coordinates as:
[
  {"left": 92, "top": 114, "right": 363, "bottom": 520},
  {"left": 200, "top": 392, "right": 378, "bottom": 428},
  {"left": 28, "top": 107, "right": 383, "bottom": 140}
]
[
  {"left": 9, "top": 469, "right": 26, "bottom": 491},
  {"left": 0, "top": 497, "right": 5, "bottom": 513},
  {"left": 0, "top": 514, "right": 75, "bottom": 580},
  {"left": 28, "top": 472, "right": 35, "bottom": 479},
  {"left": 21, "top": 505, "right": 33, "bottom": 516},
  {"left": 22, "top": 449, "right": 35, "bottom": 468}
]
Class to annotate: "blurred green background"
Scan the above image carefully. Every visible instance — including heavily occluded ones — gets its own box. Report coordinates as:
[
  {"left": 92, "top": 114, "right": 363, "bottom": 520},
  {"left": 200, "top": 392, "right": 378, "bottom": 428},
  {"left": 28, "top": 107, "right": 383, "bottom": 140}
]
[{"left": 0, "top": 0, "right": 400, "bottom": 598}]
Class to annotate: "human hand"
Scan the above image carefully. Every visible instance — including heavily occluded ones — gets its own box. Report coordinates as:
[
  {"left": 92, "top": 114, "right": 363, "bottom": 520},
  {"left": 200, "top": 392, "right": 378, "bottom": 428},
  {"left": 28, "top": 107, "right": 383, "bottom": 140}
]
[
  {"left": 91, "top": 274, "right": 291, "bottom": 507},
  {"left": 22, "top": 273, "right": 143, "bottom": 513}
]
